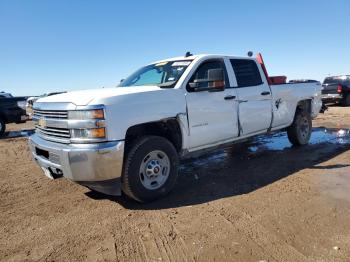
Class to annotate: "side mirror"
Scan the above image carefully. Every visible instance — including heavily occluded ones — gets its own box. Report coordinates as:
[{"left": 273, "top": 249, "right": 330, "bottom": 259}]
[
  {"left": 189, "top": 82, "right": 199, "bottom": 89},
  {"left": 120, "top": 79, "right": 125, "bottom": 83}
]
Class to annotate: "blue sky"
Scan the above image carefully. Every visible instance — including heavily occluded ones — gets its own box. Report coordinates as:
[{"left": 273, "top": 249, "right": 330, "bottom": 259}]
[{"left": 1, "top": 0, "right": 349, "bottom": 96}]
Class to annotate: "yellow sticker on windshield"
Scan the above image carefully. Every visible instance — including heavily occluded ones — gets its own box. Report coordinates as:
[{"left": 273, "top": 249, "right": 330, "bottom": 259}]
[{"left": 155, "top": 61, "right": 168, "bottom": 67}]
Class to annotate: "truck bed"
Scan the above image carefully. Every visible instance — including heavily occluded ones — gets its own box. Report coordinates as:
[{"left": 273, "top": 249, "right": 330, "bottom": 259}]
[{"left": 270, "top": 82, "right": 322, "bottom": 128}]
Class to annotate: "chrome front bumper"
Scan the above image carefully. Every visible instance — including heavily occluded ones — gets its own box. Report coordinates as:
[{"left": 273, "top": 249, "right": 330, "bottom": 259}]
[{"left": 28, "top": 133, "right": 125, "bottom": 195}]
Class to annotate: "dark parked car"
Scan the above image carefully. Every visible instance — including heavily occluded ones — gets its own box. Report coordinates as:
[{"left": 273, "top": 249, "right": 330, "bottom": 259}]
[
  {"left": 0, "top": 96, "right": 28, "bottom": 136},
  {"left": 0, "top": 91, "right": 13, "bottom": 98},
  {"left": 289, "top": 79, "right": 320, "bottom": 84},
  {"left": 322, "top": 75, "right": 350, "bottom": 106}
]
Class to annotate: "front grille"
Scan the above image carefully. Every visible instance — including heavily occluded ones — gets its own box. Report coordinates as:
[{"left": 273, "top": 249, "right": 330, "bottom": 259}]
[
  {"left": 33, "top": 109, "right": 70, "bottom": 143},
  {"left": 33, "top": 109, "right": 68, "bottom": 119},
  {"left": 35, "top": 126, "right": 71, "bottom": 138}
]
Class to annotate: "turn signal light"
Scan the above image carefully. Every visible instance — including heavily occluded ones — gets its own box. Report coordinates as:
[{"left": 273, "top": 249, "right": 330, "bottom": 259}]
[
  {"left": 90, "top": 109, "right": 105, "bottom": 119},
  {"left": 71, "top": 128, "right": 106, "bottom": 139},
  {"left": 90, "top": 128, "right": 106, "bottom": 138}
]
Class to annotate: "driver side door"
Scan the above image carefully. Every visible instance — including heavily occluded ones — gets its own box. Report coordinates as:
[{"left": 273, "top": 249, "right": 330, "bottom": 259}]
[{"left": 185, "top": 59, "right": 239, "bottom": 150}]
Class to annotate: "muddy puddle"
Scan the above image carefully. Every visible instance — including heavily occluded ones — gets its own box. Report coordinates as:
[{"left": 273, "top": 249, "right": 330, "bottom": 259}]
[
  {"left": 181, "top": 127, "right": 350, "bottom": 171},
  {"left": 2, "top": 129, "right": 35, "bottom": 139},
  {"left": 250, "top": 127, "right": 350, "bottom": 152}
]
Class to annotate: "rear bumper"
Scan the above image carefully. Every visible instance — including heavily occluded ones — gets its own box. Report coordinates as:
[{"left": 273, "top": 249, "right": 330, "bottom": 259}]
[
  {"left": 28, "top": 133, "right": 125, "bottom": 195},
  {"left": 321, "top": 93, "right": 342, "bottom": 102}
]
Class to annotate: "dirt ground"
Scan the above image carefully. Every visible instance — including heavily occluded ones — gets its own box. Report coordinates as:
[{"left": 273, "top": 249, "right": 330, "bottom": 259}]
[{"left": 1, "top": 106, "right": 350, "bottom": 262}]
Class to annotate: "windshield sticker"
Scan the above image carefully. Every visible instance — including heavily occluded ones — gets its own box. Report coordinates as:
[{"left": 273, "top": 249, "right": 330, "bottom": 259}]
[
  {"left": 172, "top": 61, "right": 191, "bottom": 67},
  {"left": 155, "top": 61, "right": 168, "bottom": 67},
  {"left": 168, "top": 77, "right": 175, "bottom": 81}
]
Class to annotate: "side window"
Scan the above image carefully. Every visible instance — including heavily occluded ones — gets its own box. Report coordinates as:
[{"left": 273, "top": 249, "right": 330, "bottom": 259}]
[
  {"left": 187, "top": 61, "right": 227, "bottom": 92},
  {"left": 230, "top": 59, "right": 263, "bottom": 87}
]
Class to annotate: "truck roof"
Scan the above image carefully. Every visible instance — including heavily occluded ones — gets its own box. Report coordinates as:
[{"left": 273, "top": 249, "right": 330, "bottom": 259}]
[{"left": 153, "top": 54, "right": 255, "bottom": 64}]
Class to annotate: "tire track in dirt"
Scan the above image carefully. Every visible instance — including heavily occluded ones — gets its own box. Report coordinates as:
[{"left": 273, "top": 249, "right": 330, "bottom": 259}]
[
  {"left": 112, "top": 211, "right": 194, "bottom": 262},
  {"left": 137, "top": 212, "right": 194, "bottom": 262},
  {"left": 217, "top": 206, "right": 308, "bottom": 262},
  {"left": 113, "top": 226, "right": 147, "bottom": 262}
]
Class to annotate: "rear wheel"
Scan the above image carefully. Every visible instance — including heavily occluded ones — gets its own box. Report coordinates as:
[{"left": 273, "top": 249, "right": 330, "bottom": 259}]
[
  {"left": 287, "top": 109, "right": 312, "bottom": 146},
  {"left": 0, "top": 118, "right": 6, "bottom": 137},
  {"left": 122, "top": 136, "right": 179, "bottom": 203},
  {"left": 341, "top": 94, "right": 350, "bottom": 107}
]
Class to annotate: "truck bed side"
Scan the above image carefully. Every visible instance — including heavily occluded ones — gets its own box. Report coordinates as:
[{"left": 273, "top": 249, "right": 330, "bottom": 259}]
[{"left": 270, "top": 82, "right": 322, "bottom": 129}]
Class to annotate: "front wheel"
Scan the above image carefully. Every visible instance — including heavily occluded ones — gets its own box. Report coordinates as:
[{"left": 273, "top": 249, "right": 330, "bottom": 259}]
[
  {"left": 122, "top": 136, "right": 179, "bottom": 202},
  {"left": 287, "top": 109, "right": 312, "bottom": 146}
]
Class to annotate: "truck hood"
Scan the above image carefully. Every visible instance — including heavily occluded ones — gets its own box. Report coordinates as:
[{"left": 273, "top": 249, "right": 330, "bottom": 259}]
[{"left": 36, "top": 86, "right": 163, "bottom": 105}]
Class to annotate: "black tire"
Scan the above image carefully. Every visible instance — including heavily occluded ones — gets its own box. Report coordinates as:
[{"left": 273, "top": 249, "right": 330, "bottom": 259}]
[
  {"left": 122, "top": 136, "right": 179, "bottom": 203},
  {"left": 341, "top": 94, "right": 350, "bottom": 107},
  {"left": 0, "top": 118, "right": 5, "bottom": 137},
  {"left": 287, "top": 109, "right": 312, "bottom": 146}
]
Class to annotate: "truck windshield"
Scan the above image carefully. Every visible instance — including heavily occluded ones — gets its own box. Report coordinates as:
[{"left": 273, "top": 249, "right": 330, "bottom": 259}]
[{"left": 119, "top": 60, "right": 192, "bottom": 88}]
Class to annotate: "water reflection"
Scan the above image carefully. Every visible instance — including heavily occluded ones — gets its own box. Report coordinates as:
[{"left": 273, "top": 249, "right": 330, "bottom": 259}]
[
  {"left": 180, "top": 127, "right": 350, "bottom": 171},
  {"left": 251, "top": 127, "right": 350, "bottom": 152}
]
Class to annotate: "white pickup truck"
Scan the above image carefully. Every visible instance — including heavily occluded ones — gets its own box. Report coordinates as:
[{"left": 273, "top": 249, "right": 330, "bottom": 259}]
[{"left": 29, "top": 53, "right": 322, "bottom": 202}]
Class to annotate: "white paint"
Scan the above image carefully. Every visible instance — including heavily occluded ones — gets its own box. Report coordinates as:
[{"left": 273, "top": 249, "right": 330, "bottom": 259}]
[{"left": 36, "top": 54, "right": 322, "bottom": 153}]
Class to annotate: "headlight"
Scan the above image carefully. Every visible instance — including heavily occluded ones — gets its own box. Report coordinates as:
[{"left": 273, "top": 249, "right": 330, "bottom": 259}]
[
  {"left": 68, "top": 109, "right": 104, "bottom": 120},
  {"left": 71, "top": 128, "right": 106, "bottom": 139},
  {"left": 17, "top": 100, "right": 27, "bottom": 110},
  {"left": 68, "top": 108, "right": 107, "bottom": 141}
]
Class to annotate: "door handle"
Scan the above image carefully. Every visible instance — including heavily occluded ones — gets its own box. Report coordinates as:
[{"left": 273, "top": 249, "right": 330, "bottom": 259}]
[
  {"left": 224, "top": 95, "right": 236, "bottom": 100},
  {"left": 261, "top": 91, "right": 271, "bottom": 96}
]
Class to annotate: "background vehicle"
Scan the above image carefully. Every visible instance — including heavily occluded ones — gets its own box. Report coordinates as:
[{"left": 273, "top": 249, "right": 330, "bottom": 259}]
[
  {"left": 29, "top": 53, "right": 322, "bottom": 202},
  {"left": 289, "top": 79, "right": 320, "bottom": 84},
  {"left": 0, "top": 92, "right": 13, "bottom": 98},
  {"left": 26, "top": 92, "right": 67, "bottom": 117},
  {"left": 0, "top": 96, "right": 28, "bottom": 136},
  {"left": 26, "top": 96, "right": 39, "bottom": 117},
  {"left": 322, "top": 75, "right": 350, "bottom": 106}
]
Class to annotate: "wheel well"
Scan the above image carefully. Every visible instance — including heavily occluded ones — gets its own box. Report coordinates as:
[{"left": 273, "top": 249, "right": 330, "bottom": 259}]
[
  {"left": 125, "top": 119, "right": 182, "bottom": 152},
  {"left": 296, "top": 99, "right": 311, "bottom": 114}
]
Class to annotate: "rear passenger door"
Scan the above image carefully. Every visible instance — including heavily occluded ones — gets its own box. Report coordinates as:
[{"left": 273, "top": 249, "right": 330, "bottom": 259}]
[{"left": 229, "top": 59, "right": 273, "bottom": 136}]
